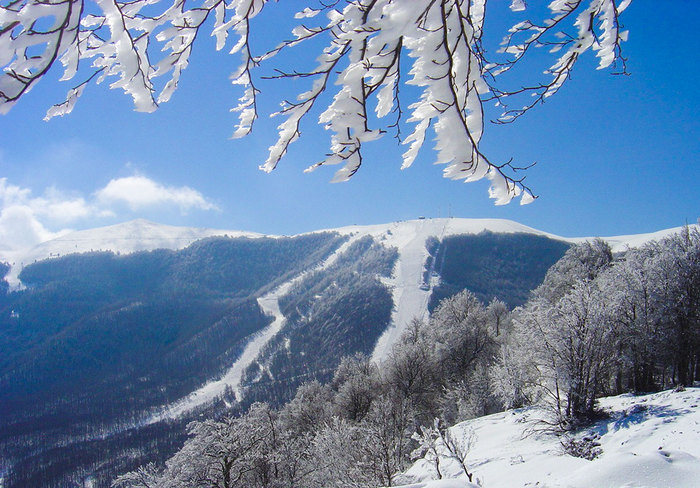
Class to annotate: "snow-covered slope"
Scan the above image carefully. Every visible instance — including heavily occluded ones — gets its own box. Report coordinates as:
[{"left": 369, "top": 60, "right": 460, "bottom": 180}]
[
  {"left": 1, "top": 219, "right": 264, "bottom": 288},
  {"left": 565, "top": 224, "right": 699, "bottom": 254},
  {"left": 400, "top": 387, "right": 700, "bottom": 488},
  {"left": 151, "top": 237, "right": 358, "bottom": 422},
  {"left": 333, "top": 219, "right": 562, "bottom": 362},
  {"left": 2, "top": 218, "right": 696, "bottom": 486}
]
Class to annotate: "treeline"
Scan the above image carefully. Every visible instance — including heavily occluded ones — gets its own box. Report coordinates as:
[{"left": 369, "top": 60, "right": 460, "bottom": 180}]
[
  {"left": 115, "top": 228, "right": 699, "bottom": 487},
  {"left": 507, "top": 228, "right": 700, "bottom": 425}
]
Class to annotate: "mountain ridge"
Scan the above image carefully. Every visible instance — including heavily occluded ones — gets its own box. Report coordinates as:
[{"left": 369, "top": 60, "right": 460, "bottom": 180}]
[{"left": 4, "top": 217, "right": 694, "bottom": 289}]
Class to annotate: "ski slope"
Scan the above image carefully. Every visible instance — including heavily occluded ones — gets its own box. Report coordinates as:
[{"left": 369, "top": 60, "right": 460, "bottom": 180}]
[
  {"left": 350, "top": 219, "right": 558, "bottom": 363},
  {"left": 149, "top": 281, "right": 295, "bottom": 422},
  {"left": 149, "top": 237, "right": 360, "bottom": 420},
  {"left": 6, "top": 217, "right": 696, "bottom": 415}
]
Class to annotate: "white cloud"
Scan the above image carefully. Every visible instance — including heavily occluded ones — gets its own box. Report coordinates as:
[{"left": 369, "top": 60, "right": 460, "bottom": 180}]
[
  {"left": 95, "top": 175, "right": 219, "bottom": 212},
  {"left": 0, "top": 179, "right": 70, "bottom": 254},
  {"left": 0, "top": 205, "right": 63, "bottom": 253},
  {"left": 0, "top": 175, "right": 218, "bottom": 258},
  {"left": 31, "top": 187, "right": 94, "bottom": 223}
]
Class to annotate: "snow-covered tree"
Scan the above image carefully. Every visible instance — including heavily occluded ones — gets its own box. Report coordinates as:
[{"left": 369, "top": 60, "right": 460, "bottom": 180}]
[
  {"left": 429, "top": 290, "right": 497, "bottom": 379},
  {"left": 487, "top": 298, "right": 510, "bottom": 337},
  {"left": 331, "top": 353, "right": 381, "bottom": 422},
  {"left": 598, "top": 228, "right": 700, "bottom": 391},
  {"left": 159, "top": 403, "right": 273, "bottom": 488},
  {"left": 306, "top": 417, "right": 379, "bottom": 488},
  {"left": 650, "top": 228, "right": 700, "bottom": 386},
  {"left": 1, "top": 0, "right": 632, "bottom": 202},
  {"left": 114, "top": 402, "right": 282, "bottom": 488},
  {"left": 357, "top": 393, "right": 413, "bottom": 487},
  {"left": 385, "top": 290, "right": 502, "bottom": 424},
  {"left": 599, "top": 242, "right": 667, "bottom": 392},
  {"left": 411, "top": 418, "right": 476, "bottom": 483},
  {"left": 489, "top": 341, "right": 539, "bottom": 410},
  {"left": 514, "top": 240, "right": 615, "bottom": 425},
  {"left": 112, "top": 462, "right": 161, "bottom": 488},
  {"left": 411, "top": 419, "right": 446, "bottom": 480},
  {"left": 533, "top": 238, "right": 613, "bottom": 305},
  {"left": 279, "top": 379, "right": 334, "bottom": 437},
  {"left": 385, "top": 319, "right": 439, "bottom": 407}
]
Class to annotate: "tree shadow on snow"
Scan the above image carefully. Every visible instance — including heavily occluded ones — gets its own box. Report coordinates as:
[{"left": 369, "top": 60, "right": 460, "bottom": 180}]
[{"left": 607, "top": 404, "right": 688, "bottom": 432}]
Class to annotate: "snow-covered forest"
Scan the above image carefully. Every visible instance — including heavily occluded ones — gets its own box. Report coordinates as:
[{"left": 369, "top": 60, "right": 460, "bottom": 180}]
[{"left": 113, "top": 227, "right": 700, "bottom": 487}]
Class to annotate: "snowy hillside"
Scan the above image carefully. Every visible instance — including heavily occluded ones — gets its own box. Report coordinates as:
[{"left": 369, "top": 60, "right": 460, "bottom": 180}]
[
  {"left": 2, "top": 218, "right": 696, "bottom": 488},
  {"left": 2, "top": 217, "right": 695, "bottom": 406},
  {"left": 5, "top": 217, "right": 694, "bottom": 278},
  {"left": 400, "top": 387, "right": 700, "bottom": 488},
  {"left": 3, "top": 217, "right": 694, "bottom": 384},
  {"left": 2, "top": 217, "right": 694, "bottom": 366},
  {"left": 1, "top": 219, "right": 264, "bottom": 288},
  {"left": 151, "top": 237, "right": 358, "bottom": 422}
]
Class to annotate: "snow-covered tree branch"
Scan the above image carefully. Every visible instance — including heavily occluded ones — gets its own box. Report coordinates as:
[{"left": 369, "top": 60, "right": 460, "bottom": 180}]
[{"left": 0, "top": 0, "right": 632, "bottom": 203}]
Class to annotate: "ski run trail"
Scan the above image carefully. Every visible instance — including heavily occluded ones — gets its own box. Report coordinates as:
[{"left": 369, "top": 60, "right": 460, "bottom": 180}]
[
  {"left": 13, "top": 217, "right": 693, "bottom": 426},
  {"left": 149, "top": 237, "right": 358, "bottom": 422},
  {"left": 147, "top": 217, "right": 678, "bottom": 420}
]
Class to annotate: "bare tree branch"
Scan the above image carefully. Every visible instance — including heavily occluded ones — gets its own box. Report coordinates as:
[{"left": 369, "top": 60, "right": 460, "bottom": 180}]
[{"left": 0, "top": 0, "right": 632, "bottom": 204}]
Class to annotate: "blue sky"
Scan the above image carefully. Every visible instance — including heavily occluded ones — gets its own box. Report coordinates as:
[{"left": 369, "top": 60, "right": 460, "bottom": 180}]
[{"left": 0, "top": 1, "right": 698, "bottom": 251}]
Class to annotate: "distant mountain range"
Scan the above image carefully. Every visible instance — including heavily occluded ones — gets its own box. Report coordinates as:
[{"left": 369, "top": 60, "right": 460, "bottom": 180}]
[{"left": 0, "top": 218, "right": 692, "bottom": 487}]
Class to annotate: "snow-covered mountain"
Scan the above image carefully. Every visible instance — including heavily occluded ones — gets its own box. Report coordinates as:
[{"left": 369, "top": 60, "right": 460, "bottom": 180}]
[
  {"left": 2, "top": 217, "right": 692, "bottom": 413},
  {"left": 1, "top": 218, "right": 264, "bottom": 288},
  {"left": 4, "top": 217, "right": 691, "bottom": 366},
  {"left": 3, "top": 217, "right": 690, "bottom": 294},
  {"left": 6, "top": 217, "right": 690, "bottom": 274},
  {"left": 1, "top": 217, "right": 695, "bottom": 487}
]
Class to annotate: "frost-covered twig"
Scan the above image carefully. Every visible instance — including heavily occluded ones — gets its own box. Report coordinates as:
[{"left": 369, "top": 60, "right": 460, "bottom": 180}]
[
  {"left": 487, "top": 0, "right": 631, "bottom": 123},
  {"left": 0, "top": 0, "right": 632, "bottom": 204}
]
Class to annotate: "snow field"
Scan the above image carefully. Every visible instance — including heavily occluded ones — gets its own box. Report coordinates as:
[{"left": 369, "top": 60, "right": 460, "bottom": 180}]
[{"left": 400, "top": 387, "right": 700, "bottom": 488}]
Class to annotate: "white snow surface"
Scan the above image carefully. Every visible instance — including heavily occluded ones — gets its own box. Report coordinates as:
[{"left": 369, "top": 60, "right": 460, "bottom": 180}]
[
  {"left": 593, "top": 226, "right": 700, "bottom": 253},
  {"left": 395, "top": 481, "right": 479, "bottom": 488},
  {"left": 399, "top": 387, "right": 700, "bottom": 488}
]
